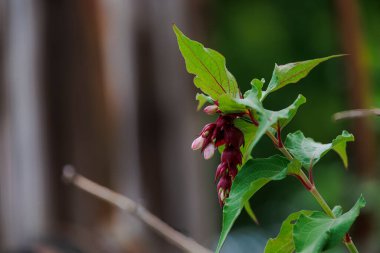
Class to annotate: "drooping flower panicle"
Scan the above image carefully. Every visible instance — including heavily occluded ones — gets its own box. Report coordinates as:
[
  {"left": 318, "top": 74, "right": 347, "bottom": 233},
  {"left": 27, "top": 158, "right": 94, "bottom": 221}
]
[{"left": 191, "top": 106, "right": 244, "bottom": 206}]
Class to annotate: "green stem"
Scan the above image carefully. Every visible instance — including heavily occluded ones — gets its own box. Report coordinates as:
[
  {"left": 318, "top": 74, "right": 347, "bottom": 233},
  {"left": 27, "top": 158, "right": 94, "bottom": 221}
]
[
  {"left": 296, "top": 170, "right": 335, "bottom": 218},
  {"left": 278, "top": 147, "right": 292, "bottom": 160},
  {"left": 309, "top": 184, "right": 336, "bottom": 218},
  {"left": 266, "top": 130, "right": 359, "bottom": 253},
  {"left": 345, "top": 238, "right": 359, "bottom": 253}
]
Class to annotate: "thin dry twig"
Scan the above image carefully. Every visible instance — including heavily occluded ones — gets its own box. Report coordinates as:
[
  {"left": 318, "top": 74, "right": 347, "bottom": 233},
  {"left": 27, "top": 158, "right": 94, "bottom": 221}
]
[
  {"left": 62, "top": 165, "right": 213, "bottom": 253},
  {"left": 333, "top": 108, "right": 380, "bottom": 121}
]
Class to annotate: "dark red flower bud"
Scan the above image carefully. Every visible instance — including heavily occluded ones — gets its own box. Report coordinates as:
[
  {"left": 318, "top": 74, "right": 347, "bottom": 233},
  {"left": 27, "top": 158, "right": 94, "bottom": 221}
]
[
  {"left": 214, "top": 137, "right": 226, "bottom": 147},
  {"left": 216, "top": 116, "right": 229, "bottom": 129},
  {"left": 221, "top": 147, "right": 242, "bottom": 165},
  {"left": 217, "top": 175, "right": 232, "bottom": 206},
  {"left": 200, "top": 123, "right": 216, "bottom": 137},
  {"left": 224, "top": 125, "right": 244, "bottom": 148},
  {"left": 213, "top": 129, "right": 225, "bottom": 147},
  {"left": 215, "top": 162, "right": 228, "bottom": 181},
  {"left": 229, "top": 164, "right": 238, "bottom": 179},
  {"left": 217, "top": 174, "right": 231, "bottom": 190},
  {"left": 191, "top": 113, "right": 246, "bottom": 207}
]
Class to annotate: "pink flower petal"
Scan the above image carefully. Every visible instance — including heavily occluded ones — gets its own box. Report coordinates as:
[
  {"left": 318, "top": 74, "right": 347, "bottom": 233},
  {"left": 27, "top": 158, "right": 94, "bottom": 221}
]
[
  {"left": 203, "top": 143, "right": 215, "bottom": 159},
  {"left": 203, "top": 105, "right": 219, "bottom": 115},
  {"left": 191, "top": 136, "right": 205, "bottom": 150}
]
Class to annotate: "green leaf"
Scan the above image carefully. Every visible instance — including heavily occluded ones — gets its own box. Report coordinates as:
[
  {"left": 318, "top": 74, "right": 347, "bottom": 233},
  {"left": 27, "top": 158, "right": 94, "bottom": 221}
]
[
  {"left": 264, "top": 210, "right": 314, "bottom": 253},
  {"left": 274, "top": 94, "right": 306, "bottom": 130},
  {"left": 250, "top": 78, "right": 265, "bottom": 100},
  {"left": 263, "top": 55, "right": 343, "bottom": 98},
  {"left": 285, "top": 130, "right": 354, "bottom": 169},
  {"left": 228, "top": 95, "right": 306, "bottom": 164},
  {"left": 244, "top": 201, "right": 259, "bottom": 225},
  {"left": 332, "top": 206, "right": 343, "bottom": 217},
  {"left": 286, "top": 158, "right": 302, "bottom": 175},
  {"left": 195, "top": 93, "right": 213, "bottom": 110},
  {"left": 331, "top": 132, "right": 355, "bottom": 168},
  {"left": 294, "top": 196, "right": 366, "bottom": 253},
  {"left": 249, "top": 95, "right": 306, "bottom": 153},
  {"left": 218, "top": 94, "right": 248, "bottom": 114},
  {"left": 173, "top": 25, "right": 239, "bottom": 100},
  {"left": 216, "top": 155, "right": 291, "bottom": 253},
  {"left": 217, "top": 88, "right": 265, "bottom": 115},
  {"left": 241, "top": 89, "right": 266, "bottom": 112},
  {"left": 217, "top": 76, "right": 266, "bottom": 114}
]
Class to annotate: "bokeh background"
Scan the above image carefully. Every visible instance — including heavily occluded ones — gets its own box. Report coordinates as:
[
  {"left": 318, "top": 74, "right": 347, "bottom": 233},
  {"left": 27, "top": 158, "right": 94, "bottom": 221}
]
[{"left": 0, "top": 0, "right": 379, "bottom": 252}]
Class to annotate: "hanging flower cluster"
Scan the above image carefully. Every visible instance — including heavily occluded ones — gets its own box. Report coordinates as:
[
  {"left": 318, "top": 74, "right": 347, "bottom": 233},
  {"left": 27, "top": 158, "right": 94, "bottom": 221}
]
[{"left": 191, "top": 105, "right": 244, "bottom": 206}]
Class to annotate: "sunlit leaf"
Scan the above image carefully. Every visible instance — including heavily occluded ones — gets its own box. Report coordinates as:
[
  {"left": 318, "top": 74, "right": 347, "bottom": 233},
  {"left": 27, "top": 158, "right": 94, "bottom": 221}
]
[
  {"left": 195, "top": 93, "right": 213, "bottom": 110},
  {"left": 263, "top": 55, "right": 343, "bottom": 98},
  {"left": 217, "top": 94, "right": 248, "bottom": 114},
  {"left": 173, "top": 25, "right": 239, "bottom": 100}
]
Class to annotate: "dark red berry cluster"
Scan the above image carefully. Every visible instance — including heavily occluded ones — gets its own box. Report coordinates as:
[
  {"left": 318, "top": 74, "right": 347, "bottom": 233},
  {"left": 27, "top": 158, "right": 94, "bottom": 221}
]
[{"left": 192, "top": 105, "right": 244, "bottom": 206}]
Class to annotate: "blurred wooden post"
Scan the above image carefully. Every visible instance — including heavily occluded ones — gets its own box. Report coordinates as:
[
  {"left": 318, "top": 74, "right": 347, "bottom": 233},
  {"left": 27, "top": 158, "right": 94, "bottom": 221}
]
[
  {"left": 335, "top": 0, "right": 376, "bottom": 178},
  {"left": 0, "top": 0, "right": 216, "bottom": 251},
  {"left": 43, "top": 0, "right": 118, "bottom": 251},
  {"left": 335, "top": 0, "right": 377, "bottom": 248},
  {"left": 99, "top": 0, "right": 149, "bottom": 251},
  {"left": 138, "top": 0, "right": 217, "bottom": 250},
  {"left": 0, "top": 0, "right": 48, "bottom": 249},
  {"left": 94, "top": 0, "right": 217, "bottom": 251}
]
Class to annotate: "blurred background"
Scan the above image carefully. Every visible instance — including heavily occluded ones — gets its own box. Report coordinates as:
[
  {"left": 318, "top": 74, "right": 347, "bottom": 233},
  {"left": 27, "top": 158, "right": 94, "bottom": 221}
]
[{"left": 0, "top": 0, "right": 379, "bottom": 252}]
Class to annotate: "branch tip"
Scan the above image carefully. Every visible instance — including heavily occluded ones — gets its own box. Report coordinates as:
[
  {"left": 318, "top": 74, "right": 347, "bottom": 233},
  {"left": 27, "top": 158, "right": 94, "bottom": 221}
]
[{"left": 62, "top": 165, "right": 77, "bottom": 184}]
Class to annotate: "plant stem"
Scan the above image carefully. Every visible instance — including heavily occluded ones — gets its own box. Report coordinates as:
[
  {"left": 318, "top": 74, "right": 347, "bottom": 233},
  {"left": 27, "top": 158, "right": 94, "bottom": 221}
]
[
  {"left": 265, "top": 130, "right": 359, "bottom": 253},
  {"left": 266, "top": 132, "right": 279, "bottom": 146},
  {"left": 279, "top": 146, "right": 292, "bottom": 160},
  {"left": 345, "top": 242, "right": 359, "bottom": 253},
  {"left": 276, "top": 121, "right": 284, "bottom": 148},
  {"left": 309, "top": 184, "right": 336, "bottom": 218},
  {"left": 345, "top": 234, "right": 359, "bottom": 253}
]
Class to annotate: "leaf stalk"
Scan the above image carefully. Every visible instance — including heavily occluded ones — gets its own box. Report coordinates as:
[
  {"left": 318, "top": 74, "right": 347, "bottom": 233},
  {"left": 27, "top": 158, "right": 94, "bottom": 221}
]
[
  {"left": 276, "top": 121, "right": 284, "bottom": 148},
  {"left": 247, "top": 110, "right": 259, "bottom": 126}
]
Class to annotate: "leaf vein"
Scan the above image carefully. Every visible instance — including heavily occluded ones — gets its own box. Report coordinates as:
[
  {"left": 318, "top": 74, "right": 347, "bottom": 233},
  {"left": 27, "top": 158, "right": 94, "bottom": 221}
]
[{"left": 178, "top": 35, "right": 227, "bottom": 94}]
